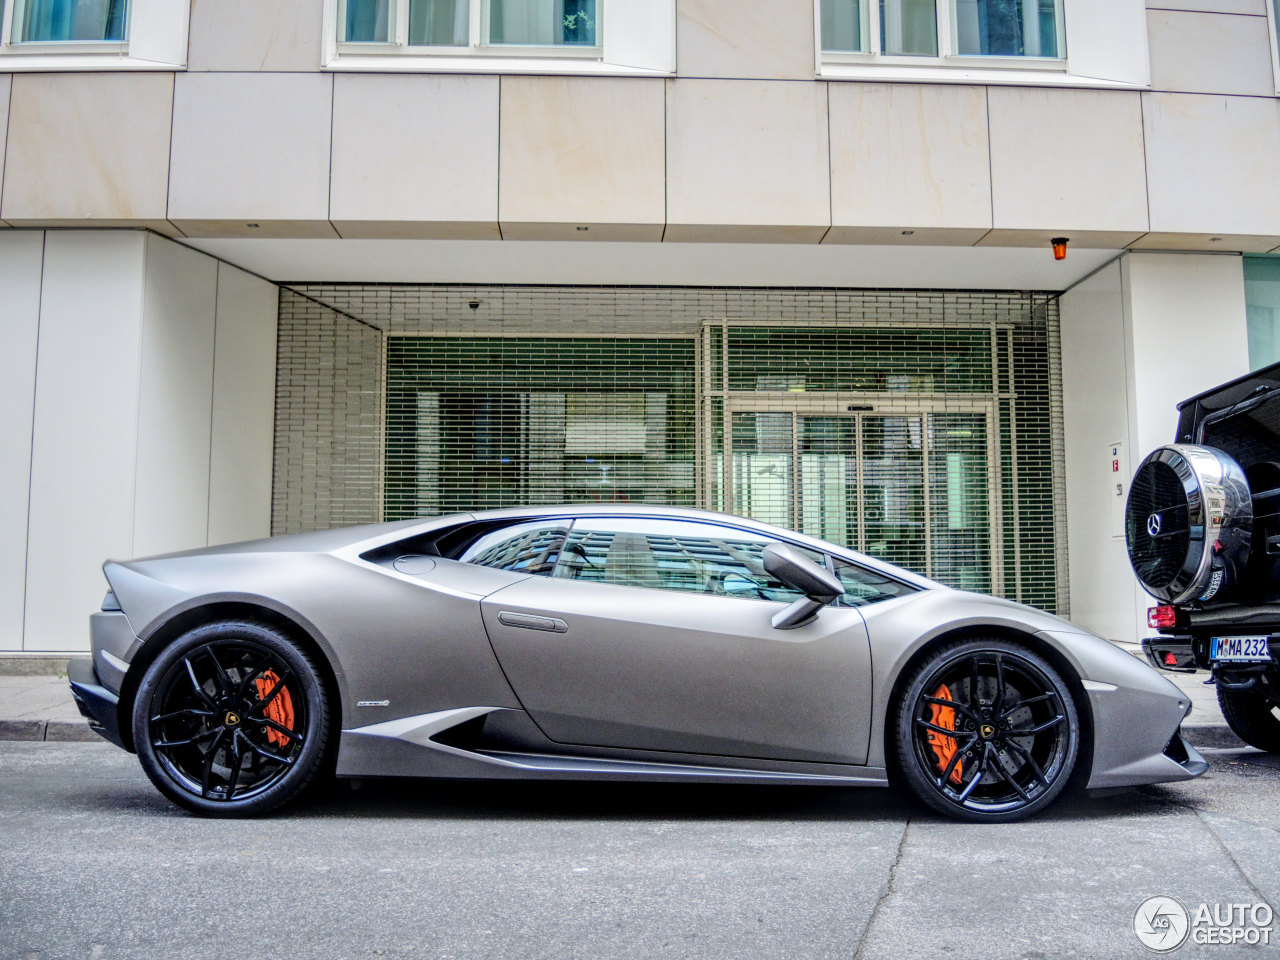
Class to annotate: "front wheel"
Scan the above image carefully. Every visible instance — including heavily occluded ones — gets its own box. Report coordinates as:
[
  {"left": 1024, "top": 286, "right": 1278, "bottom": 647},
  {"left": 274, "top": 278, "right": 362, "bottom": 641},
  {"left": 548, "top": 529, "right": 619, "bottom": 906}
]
[
  {"left": 892, "top": 639, "right": 1080, "bottom": 822},
  {"left": 132, "top": 620, "right": 331, "bottom": 816},
  {"left": 1217, "top": 680, "right": 1280, "bottom": 753}
]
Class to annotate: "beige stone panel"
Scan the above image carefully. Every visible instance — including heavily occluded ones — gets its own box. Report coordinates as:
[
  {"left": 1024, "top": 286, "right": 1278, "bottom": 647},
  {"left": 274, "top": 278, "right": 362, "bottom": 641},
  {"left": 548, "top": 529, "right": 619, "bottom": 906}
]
[
  {"left": 1, "top": 73, "right": 172, "bottom": 223},
  {"left": 977, "top": 229, "right": 1147, "bottom": 248},
  {"left": 499, "top": 77, "right": 664, "bottom": 230},
  {"left": 169, "top": 73, "right": 333, "bottom": 230},
  {"left": 334, "top": 221, "right": 502, "bottom": 240},
  {"left": 332, "top": 75, "right": 499, "bottom": 234},
  {"left": 1145, "top": 0, "right": 1265, "bottom": 17},
  {"left": 988, "top": 88, "right": 1148, "bottom": 234},
  {"left": 1144, "top": 92, "right": 1280, "bottom": 236},
  {"left": 188, "top": 0, "right": 324, "bottom": 71},
  {"left": 677, "top": 0, "right": 815, "bottom": 80},
  {"left": 829, "top": 84, "right": 990, "bottom": 234},
  {"left": 177, "top": 220, "right": 339, "bottom": 238},
  {"left": 823, "top": 226, "right": 991, "bottom": 245},
  {"left": 501, "top": 222, "right": 664, "bottom": 241},
  {"left": 1132, "top": 232, "right": 1280, "bottom": 252},
  {"left": 1148, "top": 9, "right": 1274, "bottom": 96},
  {"left": 663, "top": 223, "right": 828, "bottom": 242},
  {"left": 666, "top": 79, "right": 830, "bottom": 237}
]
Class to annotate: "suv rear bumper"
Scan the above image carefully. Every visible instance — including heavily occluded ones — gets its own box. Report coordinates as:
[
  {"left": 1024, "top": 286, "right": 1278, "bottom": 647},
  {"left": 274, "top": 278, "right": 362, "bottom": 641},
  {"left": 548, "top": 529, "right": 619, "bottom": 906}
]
[{"left": 1141, "top": 636, "right": 1198, "bottom": 673}]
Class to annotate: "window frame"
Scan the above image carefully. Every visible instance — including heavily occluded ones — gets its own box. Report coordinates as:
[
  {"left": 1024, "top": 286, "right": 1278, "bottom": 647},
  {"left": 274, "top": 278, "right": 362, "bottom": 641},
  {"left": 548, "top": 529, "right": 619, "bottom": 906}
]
[
  {"left": 0, "top": 0, "right": 187, "bottom": 69},
  {"left": 818, "top": 0, "right": 1067, "bottom": 70},
  {"left": 511, "top": 514, "right": 919, "bottom": 607},
  {"left": 324, "top": 0, "right": 674, "bottom": 75},
  {"left": 334, "top": 0, "right": 602, "bottom": 60}
]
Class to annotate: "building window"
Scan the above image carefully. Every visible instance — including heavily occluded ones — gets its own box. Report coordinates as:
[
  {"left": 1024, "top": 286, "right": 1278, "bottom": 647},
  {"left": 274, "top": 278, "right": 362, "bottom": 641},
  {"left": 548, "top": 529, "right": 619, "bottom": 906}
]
[
  {"left": 340, "top": 0, "right": 598, "bottom": 51},
  {"left": 1245, "top": 257, "right": 1280, "bottom": 370},
  {"left": 8, "top": 0, "right": 125, "bottom": 43},
  {"left": 821, "top": 0, "right": 1064, "bottom": 60}
]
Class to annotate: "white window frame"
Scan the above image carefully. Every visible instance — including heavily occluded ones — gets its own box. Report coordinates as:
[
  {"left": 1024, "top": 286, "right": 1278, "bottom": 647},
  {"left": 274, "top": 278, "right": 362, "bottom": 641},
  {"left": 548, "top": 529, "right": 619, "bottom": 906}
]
[
  {"left": 325, "top": 0, "right": 674, "bottom": 75},
  {"left": 817, "top": 0, "right": 1152, "bottom": 89},
  {"left": 0, "top": 0, "right": 188, "bottom": 69},
  {"left": 818, "top": 0, "right": 1067, "bottom": 72},
  {"left": 335, "top": 0, "right": 602, "bottom": 60}
]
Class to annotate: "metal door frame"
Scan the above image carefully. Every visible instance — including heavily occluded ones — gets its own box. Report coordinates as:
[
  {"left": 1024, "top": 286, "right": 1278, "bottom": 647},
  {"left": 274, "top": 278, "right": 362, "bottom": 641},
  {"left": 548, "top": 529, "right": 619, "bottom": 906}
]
[{"left": 721, "top": 394, "right": 1003, "bottom": 593}]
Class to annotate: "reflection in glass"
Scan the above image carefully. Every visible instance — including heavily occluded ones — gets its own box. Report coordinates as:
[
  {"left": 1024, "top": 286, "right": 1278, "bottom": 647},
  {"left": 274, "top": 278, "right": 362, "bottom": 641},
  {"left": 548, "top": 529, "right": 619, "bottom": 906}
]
[
  {"left": 489, "top": 0, "right": 597, "bottom": 46},
  {"left": 344, "top": 0, "right": 391, "bottom": 42},
  {"left": 19, "top": 0, "right": 125, "bottom": 42},
  {"left": 954, "top": 0, "right": 1060, "bottom": 58},
  {"left": 461, "top": 521, "right": 568, "bottom": 575},
  {"left": 928, "top": 413, "right": 990, "bottom": 592},
  {"left": 554, "top": 517, "right": 817, "bottom": 601},
  {"left": 862, "top": 416, "right": 927, "bottom": 574},
  {"left": 409, "top": 0, "right": 468, "bottom": 44},
  {"left": 821, "top": 0, "right": 865, "bottom": 52},
  {"left": 880, "top": 0, "right": 936, "bottom": 56},
  {"left": 731, "top": 412, "right": 793, "bottom": 531}
]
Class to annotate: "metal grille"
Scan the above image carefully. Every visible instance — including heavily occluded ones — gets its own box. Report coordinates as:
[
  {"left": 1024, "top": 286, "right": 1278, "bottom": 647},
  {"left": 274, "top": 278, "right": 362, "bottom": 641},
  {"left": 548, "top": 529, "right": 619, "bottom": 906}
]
[
  {"left": 274, "top": 285, "right": 1066, "bottom": 612},
  {"left": 383, "top": 337, "right": 697, "bottom": 517}
]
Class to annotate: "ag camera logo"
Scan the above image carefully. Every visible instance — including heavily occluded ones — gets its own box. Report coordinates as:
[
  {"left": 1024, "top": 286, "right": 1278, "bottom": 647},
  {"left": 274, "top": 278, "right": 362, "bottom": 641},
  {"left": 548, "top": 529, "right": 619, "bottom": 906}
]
[
  {"left": 1135, "top": 897, "right": 1190, "bottom": 952},
  {"left": 1135, "top": 897, "right": 1275, "bottom": 951}
]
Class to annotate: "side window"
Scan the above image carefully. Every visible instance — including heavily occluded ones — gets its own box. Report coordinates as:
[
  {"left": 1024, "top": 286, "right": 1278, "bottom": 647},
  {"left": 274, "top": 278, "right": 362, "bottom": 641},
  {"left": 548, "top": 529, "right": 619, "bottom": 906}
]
[
  {"left": 553, "top": 517, "right": 822, "bottom": 600},
  {"left": 832, "top": 559, "right": 913, "bottom": 607},
  {"left": 458, "top": 520, "right": 568, "bottom": 575}
]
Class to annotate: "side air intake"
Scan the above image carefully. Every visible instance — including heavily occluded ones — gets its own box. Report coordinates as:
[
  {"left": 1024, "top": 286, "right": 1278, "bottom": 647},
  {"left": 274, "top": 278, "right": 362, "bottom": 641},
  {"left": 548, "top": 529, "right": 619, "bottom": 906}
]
[{"left": 1125, "top": 444, "right": 1251, "bottom": 604}]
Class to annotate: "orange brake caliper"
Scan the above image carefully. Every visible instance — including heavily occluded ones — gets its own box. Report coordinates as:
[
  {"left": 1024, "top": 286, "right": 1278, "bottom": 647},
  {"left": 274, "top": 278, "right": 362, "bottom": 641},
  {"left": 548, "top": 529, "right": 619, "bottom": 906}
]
[
  {"left": 926, "top": 684, "right": 964, "bottom": 786},
  {"left": 254, "top": 669, "right": 296, "bottom": 748}
]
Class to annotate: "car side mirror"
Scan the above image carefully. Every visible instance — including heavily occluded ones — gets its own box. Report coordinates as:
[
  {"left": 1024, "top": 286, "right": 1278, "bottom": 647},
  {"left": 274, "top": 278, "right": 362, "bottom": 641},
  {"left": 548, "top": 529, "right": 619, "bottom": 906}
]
[{"left": 763, "top": 544, "right": 845, "bottom": 629}]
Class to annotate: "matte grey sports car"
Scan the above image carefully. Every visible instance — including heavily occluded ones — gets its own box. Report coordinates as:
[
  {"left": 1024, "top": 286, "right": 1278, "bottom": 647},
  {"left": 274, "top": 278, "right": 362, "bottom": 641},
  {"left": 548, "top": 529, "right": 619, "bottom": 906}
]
[{"left": 68, "top": 505, "right": 1206, "bottom": 821}]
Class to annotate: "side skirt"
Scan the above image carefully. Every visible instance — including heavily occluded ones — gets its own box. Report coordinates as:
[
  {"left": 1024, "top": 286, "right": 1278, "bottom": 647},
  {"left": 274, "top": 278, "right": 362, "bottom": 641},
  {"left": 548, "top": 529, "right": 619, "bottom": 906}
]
[{"left": 338, "top": 706, "right": 887, "bottom": 786}]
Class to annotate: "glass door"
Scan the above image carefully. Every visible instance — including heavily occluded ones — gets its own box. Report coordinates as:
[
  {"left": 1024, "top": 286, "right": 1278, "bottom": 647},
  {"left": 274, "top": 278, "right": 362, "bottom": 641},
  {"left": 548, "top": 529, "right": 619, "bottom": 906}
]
[{"left": 724, "top": 402, "right": 997, "bottom": 592}]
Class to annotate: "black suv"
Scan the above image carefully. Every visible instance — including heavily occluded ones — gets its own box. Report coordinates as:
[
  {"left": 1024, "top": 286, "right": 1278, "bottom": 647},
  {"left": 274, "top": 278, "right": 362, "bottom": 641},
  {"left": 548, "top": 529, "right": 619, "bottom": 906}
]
[{"left": 1127, "top": 361, "right": 1280, "bottom": 753}]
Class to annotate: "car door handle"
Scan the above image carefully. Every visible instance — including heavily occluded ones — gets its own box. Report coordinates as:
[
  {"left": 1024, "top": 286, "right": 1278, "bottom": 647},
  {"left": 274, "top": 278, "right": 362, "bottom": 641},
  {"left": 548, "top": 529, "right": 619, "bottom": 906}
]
[{"left": 497, "top": 611, "right": 568, "bottom": 633}]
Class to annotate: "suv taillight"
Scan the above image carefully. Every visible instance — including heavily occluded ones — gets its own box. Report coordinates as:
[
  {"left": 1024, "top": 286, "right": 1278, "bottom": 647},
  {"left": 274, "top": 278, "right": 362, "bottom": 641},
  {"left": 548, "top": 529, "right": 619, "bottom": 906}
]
[{"left": 1147, "top": 605, "right": 1178, "bottom": 629}]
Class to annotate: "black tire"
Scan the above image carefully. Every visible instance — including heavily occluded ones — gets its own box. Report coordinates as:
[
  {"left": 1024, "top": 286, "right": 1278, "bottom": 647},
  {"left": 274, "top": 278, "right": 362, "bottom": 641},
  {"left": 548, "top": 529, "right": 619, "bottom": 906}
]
[
  {"left": 892, "top": 638, "right": 1080, "bottom": 823},
  {"left": 132, "top": 620, "right": 331, "bottom": 817},
  {"left": 1217, "top": 681, "right": 1280, "bottom": 753}
]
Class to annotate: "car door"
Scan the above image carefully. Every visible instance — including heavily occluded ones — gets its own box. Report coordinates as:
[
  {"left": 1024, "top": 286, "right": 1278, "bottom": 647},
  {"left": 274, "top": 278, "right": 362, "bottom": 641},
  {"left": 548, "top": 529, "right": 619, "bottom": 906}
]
[{"left": 479, "top": 516, "right": 874, "bottom": 765}]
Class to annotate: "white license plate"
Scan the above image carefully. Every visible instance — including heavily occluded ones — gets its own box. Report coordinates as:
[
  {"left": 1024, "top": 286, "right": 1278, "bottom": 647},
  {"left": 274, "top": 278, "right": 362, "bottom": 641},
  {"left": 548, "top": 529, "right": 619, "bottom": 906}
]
[{"left": 1210, "top": 635, "right": 1272, "bottom": 662}]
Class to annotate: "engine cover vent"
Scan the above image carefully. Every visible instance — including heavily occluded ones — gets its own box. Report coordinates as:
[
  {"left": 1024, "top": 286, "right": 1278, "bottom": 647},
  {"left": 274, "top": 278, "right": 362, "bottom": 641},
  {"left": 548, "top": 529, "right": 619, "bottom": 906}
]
[{"left": 1125, "top": 444, "right": 1252, "bottom": 604}]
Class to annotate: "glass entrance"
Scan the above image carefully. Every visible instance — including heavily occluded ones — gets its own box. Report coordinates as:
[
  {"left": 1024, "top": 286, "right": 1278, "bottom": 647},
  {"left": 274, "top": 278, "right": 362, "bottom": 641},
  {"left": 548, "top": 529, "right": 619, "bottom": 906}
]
[{"left": 724, "top": 404, "right": 996, "bottom": 593}]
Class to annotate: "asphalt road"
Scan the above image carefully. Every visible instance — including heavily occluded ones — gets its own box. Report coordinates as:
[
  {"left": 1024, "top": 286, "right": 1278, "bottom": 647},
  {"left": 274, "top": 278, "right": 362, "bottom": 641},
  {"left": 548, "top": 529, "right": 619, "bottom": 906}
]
[{"left": 1, "top": 742, "right": 1277, "bottom": 960}]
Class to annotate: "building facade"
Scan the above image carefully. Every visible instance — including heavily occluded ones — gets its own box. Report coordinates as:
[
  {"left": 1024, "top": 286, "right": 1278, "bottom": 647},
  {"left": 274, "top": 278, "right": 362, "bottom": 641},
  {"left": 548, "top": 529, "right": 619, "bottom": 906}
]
[{"left": 0, "top": 0, "right": 1277, "bottom": 654}]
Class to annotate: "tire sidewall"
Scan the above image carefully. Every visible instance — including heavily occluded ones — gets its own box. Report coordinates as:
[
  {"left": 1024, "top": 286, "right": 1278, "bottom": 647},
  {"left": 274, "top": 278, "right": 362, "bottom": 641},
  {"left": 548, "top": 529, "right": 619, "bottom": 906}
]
[
  {"left": 133, "top": 620, "right": 329, "bottom": 817},
  {"left": 893, "top": 638, "right": 1080, "bottom": 823}
]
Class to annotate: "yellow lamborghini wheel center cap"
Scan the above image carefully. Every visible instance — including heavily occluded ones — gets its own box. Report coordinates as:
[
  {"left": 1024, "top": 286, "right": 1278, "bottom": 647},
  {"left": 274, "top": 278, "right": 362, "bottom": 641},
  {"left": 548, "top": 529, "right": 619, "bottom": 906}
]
[
  {"left": 224, "top": 711, "right": 241, "bottom": 726},
  {"left": 980, "top": 723, "right": 996, "bottom": 739}
]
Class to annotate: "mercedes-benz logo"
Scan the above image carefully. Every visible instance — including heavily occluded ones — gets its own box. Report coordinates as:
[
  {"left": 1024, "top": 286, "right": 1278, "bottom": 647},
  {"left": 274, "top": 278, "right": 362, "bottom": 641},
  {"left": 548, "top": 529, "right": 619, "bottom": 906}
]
[{"left": 1147, "top": 513, "right": 1162, "bottom": 537}]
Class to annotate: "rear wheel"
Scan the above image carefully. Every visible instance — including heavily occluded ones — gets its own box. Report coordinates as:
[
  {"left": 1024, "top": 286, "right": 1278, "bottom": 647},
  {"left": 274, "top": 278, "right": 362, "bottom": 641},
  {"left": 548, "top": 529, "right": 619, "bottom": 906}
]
[
  {"left": 893, "top": 639, "right": 1080, "bottom": 822},
  {"left": 133, "top": 620, "right": 331, "bottom": 816},
  {"left": 1217, "top": 681, "right": 1280, "bottom": 753}
]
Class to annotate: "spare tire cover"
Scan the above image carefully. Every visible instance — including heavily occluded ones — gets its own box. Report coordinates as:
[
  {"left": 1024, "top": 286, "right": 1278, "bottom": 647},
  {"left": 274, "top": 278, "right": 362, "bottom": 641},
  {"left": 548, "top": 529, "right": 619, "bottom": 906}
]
[{"left": 1125, "top": 444, "right": 1252, "bottom": 604}]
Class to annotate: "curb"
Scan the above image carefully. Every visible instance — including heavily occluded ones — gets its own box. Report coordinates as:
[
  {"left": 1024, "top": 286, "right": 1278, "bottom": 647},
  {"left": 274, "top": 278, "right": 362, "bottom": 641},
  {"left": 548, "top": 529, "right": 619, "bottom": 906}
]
[{"left": 0, "top": 719, "right": 100, "bottom": 743}]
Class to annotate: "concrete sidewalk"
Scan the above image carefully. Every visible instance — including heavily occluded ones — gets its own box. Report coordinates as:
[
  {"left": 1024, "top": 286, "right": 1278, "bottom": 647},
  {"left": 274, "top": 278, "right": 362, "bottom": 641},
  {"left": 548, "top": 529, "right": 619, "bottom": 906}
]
[{"left": 0, "top": 651, "right": 1246, "bottom": 748}]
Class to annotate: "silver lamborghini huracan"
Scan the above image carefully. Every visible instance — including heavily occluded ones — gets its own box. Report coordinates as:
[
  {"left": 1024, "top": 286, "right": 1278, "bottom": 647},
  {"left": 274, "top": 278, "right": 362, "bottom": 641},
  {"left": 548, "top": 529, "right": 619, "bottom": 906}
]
[{"left": 68, "top": 505, "right": 1206, "bottom": 821}]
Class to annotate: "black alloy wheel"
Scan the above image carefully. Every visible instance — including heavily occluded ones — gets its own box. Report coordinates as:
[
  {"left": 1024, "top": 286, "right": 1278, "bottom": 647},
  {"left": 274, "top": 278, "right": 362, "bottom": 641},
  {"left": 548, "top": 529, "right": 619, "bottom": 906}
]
[
  {"left": 133, "top": 620, "right": 331, "bottom": 816},
  {"left": 894, "top": 639, "right": 1079, "bottom": 822}
]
